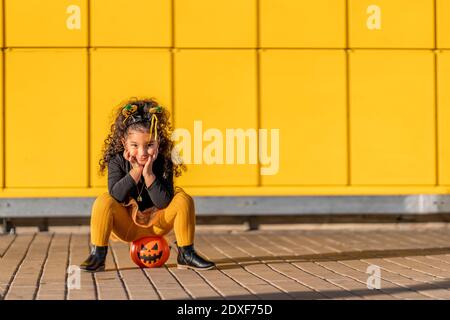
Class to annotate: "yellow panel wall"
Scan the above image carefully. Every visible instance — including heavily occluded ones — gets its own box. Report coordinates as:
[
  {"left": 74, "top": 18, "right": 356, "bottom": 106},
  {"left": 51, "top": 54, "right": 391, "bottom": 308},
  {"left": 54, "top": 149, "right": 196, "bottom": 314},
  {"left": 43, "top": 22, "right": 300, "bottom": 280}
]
[
  {"left": 350, "top": 50, "right": 435, "bottom": 185},
  {"left": 5, "top": 49, "right": 88, "bottom": 188},
  {"left": 0, "top": 1, "right": 448, "bottom": 197},
  {"left": 437, "top": 0, "right": 450, "bottom": 49},
  {"left": 348, "top": 0, "right": 434, "bottom": 48},
  {"left": 6, "top": 0, "right": 88, "bottom": 47},
  {"left": 260, "top": 50, "right": 347, "bottom": 185},
  {"left": 175, "top": 0, "right": 256, "bottom": 48},
  {"left": 174, "top": 49, "right": 258, "bottom": 186},
  {"left": 90, "top": 49, "right": 172, "bottom": 187},
  {"left": 0, "top": 0, "right": 3, "bottom": 47},
  {"left": 438, "top": 51, "right": 450, "bottom": 184},
  {"left": 91, "top": 0, "right": 171, "bottom": 47},
  {"left": 260, "top": 0, "right": 346, "bottom": 48},
  {"left": 0, "top": 52, "right": 3, "bottom": 188}
]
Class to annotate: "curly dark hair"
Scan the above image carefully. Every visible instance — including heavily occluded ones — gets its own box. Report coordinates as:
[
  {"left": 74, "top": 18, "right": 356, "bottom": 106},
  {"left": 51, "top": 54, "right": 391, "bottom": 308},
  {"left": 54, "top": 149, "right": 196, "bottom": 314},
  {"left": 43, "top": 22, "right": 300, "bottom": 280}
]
[{"left": 97, "top": 97, "right": 186, "bottom": 182}]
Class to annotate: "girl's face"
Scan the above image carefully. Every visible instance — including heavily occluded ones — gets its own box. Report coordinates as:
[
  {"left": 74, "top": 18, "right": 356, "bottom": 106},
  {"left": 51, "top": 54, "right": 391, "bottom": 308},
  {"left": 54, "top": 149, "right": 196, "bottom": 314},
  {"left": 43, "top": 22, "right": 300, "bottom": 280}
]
[{"left": 122, "top": 129, "right": 159, "bottom": 166}]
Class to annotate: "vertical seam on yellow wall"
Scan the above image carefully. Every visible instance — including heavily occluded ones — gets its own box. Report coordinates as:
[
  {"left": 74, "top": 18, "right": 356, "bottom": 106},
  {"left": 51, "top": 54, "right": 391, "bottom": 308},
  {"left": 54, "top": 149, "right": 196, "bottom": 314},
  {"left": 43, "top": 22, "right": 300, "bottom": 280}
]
[
  {"left": 87, "top": 0, "right": 91, "bottom": 187},
  {"left": 2, "top": 0, "right": 5, "bottom": 188},
  {"left": 346, "top": 52, "right": 351, "bottom": 186},
  {"left": 171, "top": 0, "right": 175, "bottom": 48},
  {"left": 2, "top": 0, "right": 4, "bottom": 48},
  {"left": 346, "top": 0, "right": 350, "bottom": 48},
  {"left": 434, "top": 0, "right": 438, "bottom": 49},
  {"left": 256, "top": 0, "right": 260, "bottom": 49},
  {"left": 256, "top": 0, "right": 261, "bottom": 187},
  {"left": 171, "top": 0, "right": 175, "bottom": 127},
  {"left": 345, "top": 0, "right": 351, "bottom": 186},
  {"left": 435, "top": 51, "right": 439, "bottom": 186},
  {"left": 1, "top": 50, "right": 4, "bottom": 189},
  {"left": 434, "top": 0, "right": 439, "bottom": 186}
]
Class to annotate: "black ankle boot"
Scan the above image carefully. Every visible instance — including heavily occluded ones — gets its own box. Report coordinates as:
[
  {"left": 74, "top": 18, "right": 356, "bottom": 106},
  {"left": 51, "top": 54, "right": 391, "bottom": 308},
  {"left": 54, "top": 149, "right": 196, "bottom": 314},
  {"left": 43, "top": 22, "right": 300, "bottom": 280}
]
[
  {"left": 79, "top": 245, "right": 108, "bottom": 272},
  {"left": 176, "top": 242, "right": 215, "bottom": 270}
]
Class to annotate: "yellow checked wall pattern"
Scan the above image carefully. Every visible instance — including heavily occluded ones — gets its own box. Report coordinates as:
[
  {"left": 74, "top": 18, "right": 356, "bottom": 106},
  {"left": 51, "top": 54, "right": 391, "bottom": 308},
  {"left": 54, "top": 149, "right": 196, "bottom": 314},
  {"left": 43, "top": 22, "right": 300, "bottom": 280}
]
[{"left": 0, "top": 0, "right": 450, "bottom": 198}]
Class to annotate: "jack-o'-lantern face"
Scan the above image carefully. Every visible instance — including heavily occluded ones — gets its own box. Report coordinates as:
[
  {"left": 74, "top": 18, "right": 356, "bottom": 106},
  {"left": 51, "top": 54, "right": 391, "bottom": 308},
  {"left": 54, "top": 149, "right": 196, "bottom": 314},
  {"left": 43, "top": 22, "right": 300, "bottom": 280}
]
[
  {"left": 130, "top": 236, "right": 170, "bottom": 268},
  {"left": 139, "top": 241, "right": 163, "bottom": 264}
]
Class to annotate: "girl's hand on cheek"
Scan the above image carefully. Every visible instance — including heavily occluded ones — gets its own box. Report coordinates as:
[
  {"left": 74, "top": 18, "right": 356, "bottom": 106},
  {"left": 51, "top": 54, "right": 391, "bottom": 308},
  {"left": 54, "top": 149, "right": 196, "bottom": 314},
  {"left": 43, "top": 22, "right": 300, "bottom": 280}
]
[
  {"left": 123, "top": 149, "right": 130, "bottom": 161},
  {"left": 124, "top": 148, "right": 144, "bottom": 182},
  {"left": 129, "top": 154, "right": 142, "bottom": 170},
  {"left": 143, "top": 152, "right": 157, "bottom": 188},
  {"left": 143, "top": 151, "right": 157, "bottom": 178}
]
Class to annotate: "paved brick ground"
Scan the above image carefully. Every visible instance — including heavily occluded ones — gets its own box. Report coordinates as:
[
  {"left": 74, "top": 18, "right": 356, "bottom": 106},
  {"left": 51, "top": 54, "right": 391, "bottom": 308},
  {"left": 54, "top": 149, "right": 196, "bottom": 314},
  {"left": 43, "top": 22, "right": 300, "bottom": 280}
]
[{"left": 2, "top": 225, "right": 450, "bottom": 300}]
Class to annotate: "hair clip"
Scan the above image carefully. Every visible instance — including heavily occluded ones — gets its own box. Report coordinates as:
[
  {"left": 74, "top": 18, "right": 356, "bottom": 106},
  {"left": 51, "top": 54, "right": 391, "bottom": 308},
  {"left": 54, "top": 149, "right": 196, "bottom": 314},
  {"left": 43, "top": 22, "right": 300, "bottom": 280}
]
[
  {"left": 149, "top": 105, "right": 163, "bottom": 114},
  {"left": 121, "top": 103, "right": 162, "bottom": 140},
  {"left": 149, "top": 113, "right": 160, "bottom": 141},
  {"left": 148, "top": 105, "right": 163, "bottom": 141},
  {"left": 122, "top": 104, "right": 138, "bottom": 124}
]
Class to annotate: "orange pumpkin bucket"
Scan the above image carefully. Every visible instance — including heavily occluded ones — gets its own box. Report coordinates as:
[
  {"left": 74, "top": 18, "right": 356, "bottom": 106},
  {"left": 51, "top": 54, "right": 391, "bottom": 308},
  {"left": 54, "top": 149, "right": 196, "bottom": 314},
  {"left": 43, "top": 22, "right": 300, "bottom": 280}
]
[{"left": 130, "top": 236, "right": 170, "bottom": 268}]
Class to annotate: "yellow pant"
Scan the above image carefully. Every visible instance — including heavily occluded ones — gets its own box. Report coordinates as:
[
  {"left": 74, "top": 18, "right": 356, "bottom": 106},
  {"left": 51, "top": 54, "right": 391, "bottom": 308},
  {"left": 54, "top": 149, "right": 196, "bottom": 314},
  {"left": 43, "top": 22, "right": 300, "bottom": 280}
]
[{"left": 90, "top": 187, "right": 195, "bottom": 247}]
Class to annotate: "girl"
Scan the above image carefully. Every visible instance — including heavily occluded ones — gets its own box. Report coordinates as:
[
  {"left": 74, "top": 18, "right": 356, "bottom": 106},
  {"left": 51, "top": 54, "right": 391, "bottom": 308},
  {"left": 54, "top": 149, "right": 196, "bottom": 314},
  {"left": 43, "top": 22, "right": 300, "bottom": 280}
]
[{"left": 79, "top": 97, "right": 215, "bottom": 272}]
